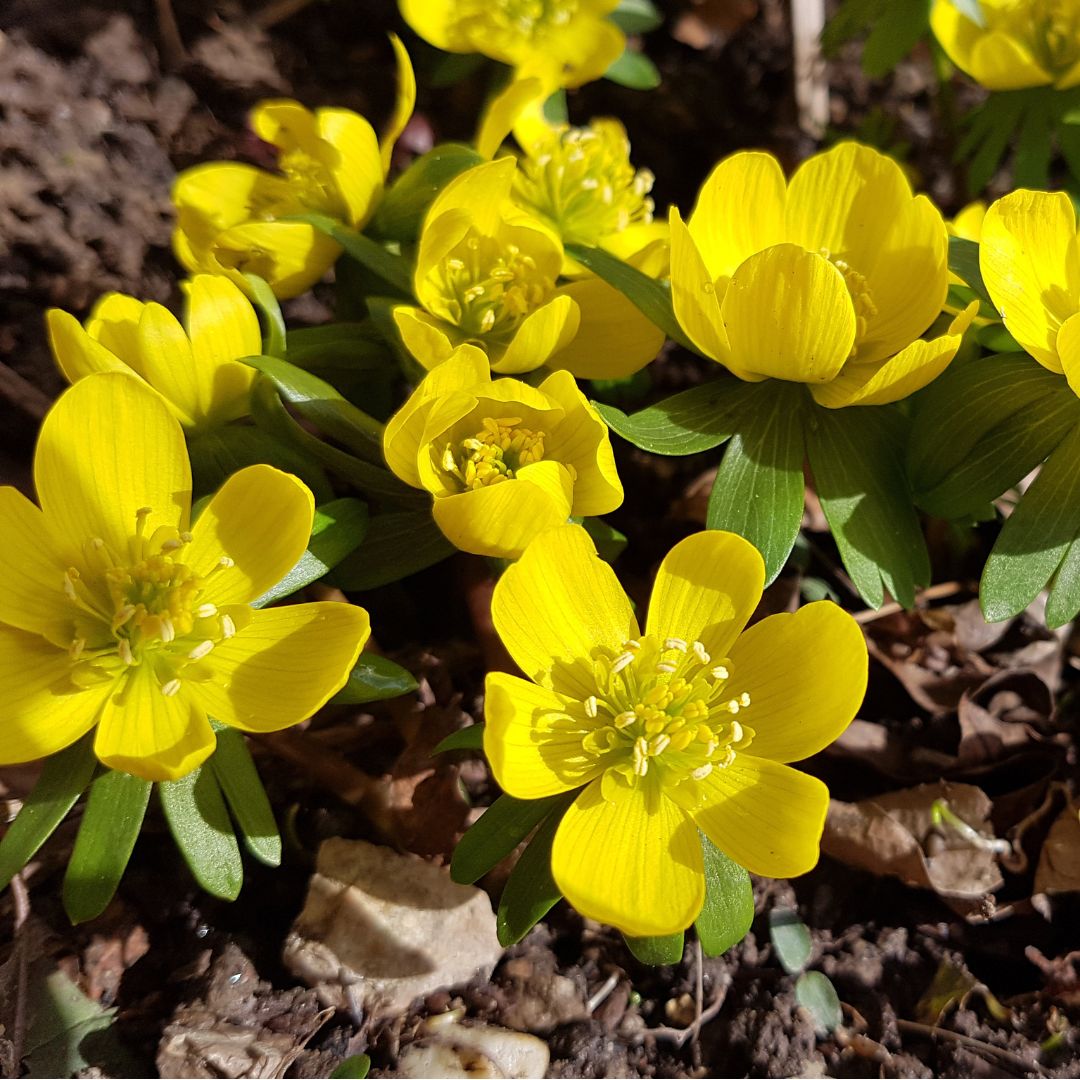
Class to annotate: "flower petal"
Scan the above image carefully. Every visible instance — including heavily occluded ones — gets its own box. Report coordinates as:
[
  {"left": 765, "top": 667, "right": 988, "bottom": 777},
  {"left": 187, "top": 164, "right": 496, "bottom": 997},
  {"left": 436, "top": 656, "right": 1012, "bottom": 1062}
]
[
  {"left": 646, "top": 530, "right": 765, "bottom": 660},
  {"left": 427, "top": 158, "right": 516, "bottom": 238},
  {"left": 35, "top": 373, "right": 191, "bottom": 565},
  {"left": 552, "top": 778, "right": 704, "bottom": 937},
  {"left": 492, "top": 523, "right": 639, "bottom": 697},
  {"left": 1056, "top": 310, "right": 1080, "bottom": 398},
  {"left": 191, "top": 601, "right": 370, "bottom": 732},
  {"left": 213, "top": 221, "right": 342, "bottom": 300},
  {"left": 494, "top": 295, "right": 581, "bottom": 375},
  {"left": 47, "top": 309, "right": 127, "bottom": 384},
  {"left": 133, "top": 301, "right": 202, "bottom": 427},
  {"left": 969, "top": 31, "right": 1053, "bottom": 90},
  {"left": 929, "top": 0, "right": 981, "bottom": 79},
  {"left": 380, "top": 34, "right": 417, "bottom": 175},
  {"left": 94, "top": 664, "right": 214, "bottom": 781},
  {"left": 668, "top": 206, "right": 729, "bottom": 363},
  {"left": 186, "top": 465, "right": 314, "bottom": 607},
  {"left": 317, "top": 107, "right": 383, "bottom": 227},
  {"left": 86, "top": 293, "right": 146, "bottom": 366},
  {"left": 477, "top": 76, "right": 546, "bottom": 160},
  {"left": 484, "top": 671, "right": 602, "bottom": 797},
  {"left": 726, "top": 602, "right": 866, "bottom": 763},
  {"left": 393, "top": 306, "right": 457, "bottom": 370}
]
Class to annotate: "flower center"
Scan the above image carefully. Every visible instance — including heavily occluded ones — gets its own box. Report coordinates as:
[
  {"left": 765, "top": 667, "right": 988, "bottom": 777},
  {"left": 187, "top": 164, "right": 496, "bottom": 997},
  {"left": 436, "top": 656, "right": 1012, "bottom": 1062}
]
[
  {"left": 1006, "top": 0, "right": 1080, "bottom": 76},
  {"left": 820, "top": 248, "right": 878, "bottom": 351},
  {"left": 452, "top": 0, "right": 580, "bottom": 43},
  {"left": 441, "top": 416, "right": 546, "bottom": 490},
  {"left": 514, "top": 122, "right": 655, "bottom": 246},
  {"left": 575, "top": 634, "right": 754, "bottom": 787},
  {"left": 430, "top": 232, "right": 556, "bottom": 343}
]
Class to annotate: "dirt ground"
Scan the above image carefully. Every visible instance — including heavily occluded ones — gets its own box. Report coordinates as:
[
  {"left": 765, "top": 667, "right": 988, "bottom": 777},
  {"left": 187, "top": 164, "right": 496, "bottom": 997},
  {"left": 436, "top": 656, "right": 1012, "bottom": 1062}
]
[{"left": 2, "top": 0, "right": 1079, "bottom": 1076}]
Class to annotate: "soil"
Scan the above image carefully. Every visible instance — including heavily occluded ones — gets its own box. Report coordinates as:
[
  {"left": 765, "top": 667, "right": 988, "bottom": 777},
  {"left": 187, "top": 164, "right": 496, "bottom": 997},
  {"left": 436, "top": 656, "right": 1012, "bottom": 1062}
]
[{"left": 2, "top": 1, "right": 1080, "bottom": 1077}]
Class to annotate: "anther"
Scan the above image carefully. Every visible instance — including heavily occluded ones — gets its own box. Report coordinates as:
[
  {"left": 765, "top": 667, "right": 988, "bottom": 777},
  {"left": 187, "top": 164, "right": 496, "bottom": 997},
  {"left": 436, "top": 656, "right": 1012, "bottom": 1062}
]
[
  {"left": 161, "top": 678, "right": 181, "bottom": 697},
  {"left": 655, "top": 661, "right": 676, "bottom": 674},
  {"left": 118, "top": 639, "right": 134, "bottom": 666},
  {"left": 612, "top": 651, "right": 635, "bottom": 674},
  {"left": 218, "top": 556, "right": 235, "bottom": 568},
  {"left": 69, "top": 638, "right": 86, "bottom": 660},
  {"left": 649, "top": 734, "right": 671, "bottom": 756},
  {"left": 664, "top": 637, "right": 688, "bottom": 652},
  {"left": 196, "top": 603, "right": 218, "bottom": 619},
  {"left": 160, "top": 618, "right": 176, "bottom": 644},
  {"left": 614, "top": 710, "right": 636, "bottom": 728},
  {"left": 711, "top": 665, "right": 730, "bottom": 680},
  {"left": 692, "top": 763, "right": 713, "bottom": 781},
  {"left": 584, "top": 695, "right": 598, "bottom": 718},
  {"left": 739, "top": 692, "right": 751, "bottom": 708},
  {"left": 188, "top": 640, "right": 214, "bottom": 661},
  {"left": 730, "top": 719, "right": 744, "bottom": 745},
  {"left": 692, "top": 641, "right": 711, "bottom": 664},
  {"left": 220, "top": 614, "right": 236, "bottom": 639}
]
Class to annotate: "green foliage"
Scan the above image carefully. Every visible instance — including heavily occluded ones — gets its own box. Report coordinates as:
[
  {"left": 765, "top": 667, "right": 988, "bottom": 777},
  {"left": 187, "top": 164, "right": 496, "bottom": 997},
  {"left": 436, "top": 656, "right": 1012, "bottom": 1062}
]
[
  {"left": 695, "top": 836, "right": 755, "bottom": 957},
  {"left": 610, "top": 0, "right": 664, "bottom": 34},
  {"left": 769, "top": 907, "right": 814, "bottom": 975},
  {"left": 451, "top": 792, "right": 566, "bottom": 884},
  {"left": 434, "top": 723, "right": 486, "bottom": 754},
  {"left": 605, "top": 49, "right": 661, "bottom": 90},
  {"left": 329, "top": 1055, "right": 372, "bottom": 1080},
  {"left": 795, "top": 970, "right": 843, "bottom": 1035},
  {"left": 623, "top": 931, "right": 684, "bottom": 964},
  {"left": 330, "top": 655, "right": 419, "bottom": 704},
  {"left": 821, "top": 0, "right": 931, "bottom": 77},
  {"left": 329, "top": 508, "right": 457, "bottom": 589},
  {"left": 209, "top": 727, "right": 282, "bottom": 867}
]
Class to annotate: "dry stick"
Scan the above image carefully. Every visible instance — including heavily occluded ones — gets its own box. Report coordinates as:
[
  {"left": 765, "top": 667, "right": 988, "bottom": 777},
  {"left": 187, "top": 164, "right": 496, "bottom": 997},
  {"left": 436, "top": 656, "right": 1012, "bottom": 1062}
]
[
  {"left": 254, "top": 0, "right": 320, "bottom": 31},
  {"left": 153, "top": 0, "right": 187, "bottom": 70},
  {"left": 650, "top": 970, "right": 732, "bottom": 1048},
  {"left": 853, "top": 581, "right": 968, "bottom": 625},
  {"left": 896, "top": 1019, "right": 1050, "bottom": 1078},
  {"left": 10, "top": 873, "right": 31, "bottom": 1072},
  {"left": 790, "top": 0, "right": 829, "bottom": 138},
  {"left": 0, "top": 362, "right": 51, "bottom": 422}
]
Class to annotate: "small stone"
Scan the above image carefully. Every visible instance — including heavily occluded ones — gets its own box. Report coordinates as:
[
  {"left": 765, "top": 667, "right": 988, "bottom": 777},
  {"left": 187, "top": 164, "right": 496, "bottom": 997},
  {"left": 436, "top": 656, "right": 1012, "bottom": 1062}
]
[{"left": 389, "top": 1017, "right": 550, "bottom": 1079}]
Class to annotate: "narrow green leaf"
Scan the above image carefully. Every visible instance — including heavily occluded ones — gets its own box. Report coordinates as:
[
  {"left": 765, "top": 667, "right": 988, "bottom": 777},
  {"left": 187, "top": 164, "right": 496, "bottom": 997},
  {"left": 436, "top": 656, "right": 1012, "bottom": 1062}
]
[
  {"left": 329, "top": 1054, "right": 372, "bottom": 1080},
  {"left": 63, "top": 771, "right": 151, "bottom": 924},
  {"left": 975, "top": 322, "right": 1020, "bottom": 352},
  {"left": 1046, "top": 535, "right": 1080, "bottom": 628},
  {"left": 806, "top": 403, "right": 928, "bottom": 609},
  {"left": 0, "top": 734, "right": 97, "bottom": 892},
  {"left": 329, "top": 509, "right": 456, "bottom": 590},
  {"left": 706, "top": 382, "right": 806, "bottom": 586},
  {"left": 611, "top": 0, "right": 664, "bottom": 33},
  {"left": 861, "top": 0, "right": 930, "bottom": 76},
  {"left": 695, "top": 836, "right": 754, "bottom": 957},
  {"left": 452, "top": 793, "right": 566, "bottom": 885},
  {"left": 580, "top": 517, "right": 628, "bottom": 563},
  {"left": 604, "top": 49, "right": 661, "bottom": 89},
  {"left": 946, "top": 236, "right": 992, "bottom": 308},
  {"left": 768, "top": 907, "right": 813, "bottom": 975},
  {"left": 1013, "top": 94, "right": 1054, "bottom": 188},
  {"left": 542, "top": 89, "right": 568, "bottom": 125},
  {"left": 159, "top": 765, "right": 244, "bottom": 901},
  {"left": 960, "top": 93, "right": 1026, "bottom": 195},
  {"left": 624, "top": 931, "right": 684, "bottom": 965},
  {"left": 428, "top": 51, "right": 487, "bottom": 87},
  {"left": 209, "top": 727, "right": 281, "bottom": 867},
  {"left": 330, "top": 654, "right": 419, "bottom": 704},
  {"left": 795, "top": 971, "right": 843, "bottom": 1035},
  {"left": 252, "top": 497, "right": 369, "bottom": 607},
  {"left": 285, "top": 323, "right": 394, "bottom": 397},
  {"left": 242, "top": 273, "right": 287, "bottom": 358},
  {"left": 434, "top": 723, "right": 486, "bottom": 754}
]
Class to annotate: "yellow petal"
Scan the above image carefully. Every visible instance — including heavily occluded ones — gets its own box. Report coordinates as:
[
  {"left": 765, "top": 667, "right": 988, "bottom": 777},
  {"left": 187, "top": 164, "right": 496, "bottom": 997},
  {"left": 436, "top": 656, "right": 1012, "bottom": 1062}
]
[
  {"left": 317, "top": 107, "right": 383, "bottom": 227},
  {"left": 551, "top": 778, "right": 704, "bottom": 937},
  {"left": 35, "top": 373, "right": 191, "bottom": 566},
  {"left": 483, "top": 672, "right": 602, "bottom": 797},
  {"left": 929, "top": 0, "right": 981, "bottom": 77},
  {"left": 682, "top": 756, "right": 829, "bottom": 878},
  {"left": 380, "top": 34, "right": 417, "bottom": 175},
  {"left": 86, "top": 293, "right": 146, "bottom": 366},
  {"left": 251, "top": 98, "right": 319, "bottom": 152},
  {"left": 172, "top": 162, "right": 291, "bottom": 231},
  {"left": 212, "top": 221, "right": 342, "bottom": 300},
  {"left": 1056, "top": 311, "right": 1080, "bottom": 398},
  {"left": 47, "top": 309, "right": 128, "bottom": 384},
  {"left": 132, "top": 302, "right": 204, "bottom": 427},
  {"left": 968, "top": 30, "right": 1053, "bottom": 90},
  {"left": 492, "top": 523, "right": 639, "bottom": 697},
  {"left": 689, "top": 151, "right": 787, "bottom": 281},
  {"left": 720, "top": 245, "right": 856, "bottom": 383},
  {"left": 494, "top": 295, "right": 581, "bottom": 374},
  {"left": 0, "top": 626, "right": 110, "bottom": 763},
  {"left": 186, "top": 465, "right": 314, "bottom": 606},
  {"left": 726, "top": 602, "right": 866, "bottom": 762},
  {"left": 94, "top": 664, "right": 214, "bottom": 781},
  {"left": 529, "top": 16, "right": 625, "bottom": 89},
  {"left": 191, "top": 601, "right": 370, "bottom": 731},
  {"left": 980, "top": 189, "right": 1080, "bottom": 372},
  {"left": 548, "top": 277, "right": 664, "bottom": 379},
  {"left": 668, "top": 206, "right": 729, "bottom": 363},
  {"left": 399, "top": 0, "right": 457, "bottom": 50},
  {"left": 393, "top": 306, "right": 458, "bottom": 370},
  {"left": 951, "top": 200, "right": 986, "bottom": 243},
  {"left": 646, "top": 530, "right": 765, "bottom": 660},
  {"left": 539, "top": 369, "right": 623, "bottom": 517},
  {"left": 427, "top": 158, "right": 517, "bottom": 237},
  {"left": 477, "top": 76, "right": 546, "bottom": 160}
]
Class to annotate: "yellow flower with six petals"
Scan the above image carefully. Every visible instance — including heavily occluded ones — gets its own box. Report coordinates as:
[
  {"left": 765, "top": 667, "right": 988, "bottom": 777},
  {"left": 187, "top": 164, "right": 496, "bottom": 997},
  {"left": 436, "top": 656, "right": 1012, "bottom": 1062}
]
[
  {"left": 0, "top": 373, "right": 370, "bottom": 782},
  {"left": 384, "top": 345, "right": 622, "bottom": 557},
  {"left": 669, "top": 142, "right": 977, "bottom": 408},
  {"left": 484, "top": 525, "right": 867, "bottom": 937}
]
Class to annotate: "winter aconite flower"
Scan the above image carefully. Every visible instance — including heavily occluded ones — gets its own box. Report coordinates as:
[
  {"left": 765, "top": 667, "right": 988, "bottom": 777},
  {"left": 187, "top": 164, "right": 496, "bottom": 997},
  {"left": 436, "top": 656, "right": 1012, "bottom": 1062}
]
[
  {"left": 484, "top": 525, "right": 867, "bottom": 937},
  {"left": 669, "top": 142, "right": 976, "bottom": 408},
  {"left": 384, "top": 345, "right": 621, "bottom": 557},
  {"left": 47, "top": 275, "right": 260, "bottom": 434},
  {"left": 0, "top": 373, "right": 370, "bottom": 782},
  {"left": 393, "top": 157, "right": 664, "bottom": 378},
  {"left": 931, "top": 0, "right": 1080, "bottom": 91},
  {"left": 172, "top": 36, "right": 415, "bottom": 298}
]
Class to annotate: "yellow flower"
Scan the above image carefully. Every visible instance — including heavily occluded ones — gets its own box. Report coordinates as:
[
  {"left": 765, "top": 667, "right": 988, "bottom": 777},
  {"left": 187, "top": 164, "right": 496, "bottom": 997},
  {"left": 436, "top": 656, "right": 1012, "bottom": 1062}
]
[
  {"left": 384, "top": 345, "right": 621, "bottom": 557},
  {"left": 46, "top": 275, "right": 260, "bottom": 434},
  {"left": 172, "top": 36, "right": 415, "bottom": 299},
  {"left": 394, "top": 157, "right": 664, "bottom": 379},
  {"left": 931, "top": 0, "right": 1080, "bottom": 91},
  {"left": 0, "top": 373, "right": 370, "bottom": 781},
  {"left": 979, "top": 188, "right": 1080, "bottom": 392},
  {"left": 399, "top": 0, "right": 624, "bottom": 91},
  {"left": 669, "top": 142, "right": 977, "bottom": 408},
  {"left": 484, "top": 525, "right": 867, "bottom": 937}
]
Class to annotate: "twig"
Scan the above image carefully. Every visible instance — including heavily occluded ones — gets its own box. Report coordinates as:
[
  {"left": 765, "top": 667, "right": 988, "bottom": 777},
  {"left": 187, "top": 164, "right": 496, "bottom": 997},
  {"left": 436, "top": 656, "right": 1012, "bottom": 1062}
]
[
  {"left": 0, "top": 361, "right": 51, "bottom": 422},
  {"left": 153, "top": 0, "right": 187, "bottom": 70},
  {"left": 585, "top": 972, "right": 620, "bottom": 1015},
  {"left": 10, "top": 873, "right": 31, "bottom": 1072},
  {"left": 253, "top": 0, "right": 319, "bottom": 30},
  {"left": 896, "top": 1018, "right": 1049, "bottom": 1077},
  {"left": 853, "top": 581, "right": 967, "bottom": 625},
  {"left": 691, "top": 938, "right": 704, "bottom": 1045},
  {"left": 649, "top": 970, "right": 732, "bottom": 1048}
]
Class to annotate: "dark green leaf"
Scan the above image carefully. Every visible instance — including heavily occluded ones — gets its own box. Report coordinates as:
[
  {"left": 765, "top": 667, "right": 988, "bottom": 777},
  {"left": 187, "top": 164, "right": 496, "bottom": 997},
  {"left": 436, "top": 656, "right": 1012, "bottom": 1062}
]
[
  {"left": 63, "top": 771, "right": 151, "bottom": 924},
  {"left": 159, "top": 765, "right": 244, "bottom": 901},
  {"left": 1047, "top": 536, "right": 1080, "bottom": 630},
  {"left": 623, "top": 931, "right": 684, "bottom": 965},
  {"left": 806, "top": 403, "right": 929, "bottom": 609},
  {"left": 285, "top": 323, "right": 394, "bottom": 400},
  {"left": 947, "top": 236, "right": 993, "bottom": 308},
  {"left": 329, "top": 509, "right": 456, "bottom": 589},
  {"left": 975, "top": 322, "right": 1019, "bottom": 352},
  {"left": 434, "top": 724, "right": 486, "bottom": 754},
  {"left": 329, "top": 1054, "right": 372, "bottom": 1080},
  {"left": 706, "top": 381, "right": 807, "bottom": 586},
  {"left": 695, "top": 835, "right": 754, "bottom": 957},
  {"left": 542, "top": 89, "right": 568, "bottom": 125},
  {"left": 861, "top": 0, "right": 930, "bottom": 76},
  {"left": 611, "top": 0, "right": 664, "bottom": 33},
  {"left": 768, "top": 907, "right": 813, "bottom": 975},
  {"left": 958, "top": 93, "right": 1025, "bottom": 195},
  {"left": 581, "top": 517, "right": 628, "bottom": 563},
  {"left": 604, "top": 48, "right": 661, "bottom": 89},
  {"left": 209, "top": 727, "right": 281, "bottom": 867},
  {"left": 252, "top": 497, "right": 369, "bottom": 607},
  {"left": 330, "top": 654, "right": 419, "bottom": 704},
  {"left": 0, "top": 734, "right": 96, "bottom": 892},
  {"left": 1014, "top": 94, "right": 1054, "bottom": 188},
  {"left": 452, "top": 793, "right": 566, "bottom": 884},
  {"left": 242, "top": 273, "right": 287, "bottom": 358},
  {"left": 795, "top": 971, "right": 843, "bottom": 1035}
]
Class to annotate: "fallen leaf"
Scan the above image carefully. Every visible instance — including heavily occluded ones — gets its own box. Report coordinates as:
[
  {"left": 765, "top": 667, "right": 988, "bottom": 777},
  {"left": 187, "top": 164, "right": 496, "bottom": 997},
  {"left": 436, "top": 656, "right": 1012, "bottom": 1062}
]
[{"left": 1034, "top": 799, "right": 1080, "bottom": 896}]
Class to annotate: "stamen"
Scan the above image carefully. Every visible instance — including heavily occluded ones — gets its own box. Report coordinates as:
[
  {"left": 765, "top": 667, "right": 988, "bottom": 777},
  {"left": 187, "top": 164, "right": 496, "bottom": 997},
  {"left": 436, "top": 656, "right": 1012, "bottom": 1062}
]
[
  {"left": 160, "top": 618, "right": 176, "bottom": 644},
  {"left": 220, "top": 614, "right": 237, "bottom": 639},
  {"left": 614, "top": 710, "right": 637, "bottom": 728},
  {"left": 584, "top": 695, "right": 598, "bottom": 718},
  {"left": 692, "top": 763, "right": 713, "bottom": 781},
  {"left": 118, "top": 639, "right": 134, "bottom": 666},
  {"left": 612, "top": 651, "right": 635, "bottom": 674},
  {"left": 161, "top": 678, "right": 181, "bottom": 697},
  {"left": 655, "top": 661, "right": 676, "bottom": 674},
  {"left": 196, "top": 603, "right": 218, "bottom": 618},
  {"left": 730, "top": 719, "right": 744, "bottom": 745},
  {"left": 218, "top": 556, "right": 235, "bottom": 569},
  {"left": 664, "top": 637, "right": 688, "bottom": 652},
  {"left": 188, "top": 640, "right": 214, "bottom": 661},
  {"left": 711, "top": 665, "right": 730, "bottom": 680},
  {"left": 692, "top": 641, "right": 711, "bottom": 664}
]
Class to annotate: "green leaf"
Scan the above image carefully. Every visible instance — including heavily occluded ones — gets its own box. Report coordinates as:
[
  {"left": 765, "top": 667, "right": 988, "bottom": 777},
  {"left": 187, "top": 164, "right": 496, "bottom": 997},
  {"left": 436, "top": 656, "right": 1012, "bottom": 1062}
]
[
  {"left": 604, "top": 48, "right": 661, "bottom": 89},
  {"left": 947, "top": 236, "right": 993, "bottom": 308},
  {"left": 209, "top": 726, "right": 281, "bottom": 867},
  {"left": 595, "top": 377, "right": 757, "bottom": 456},
  {"left": 805, "top": 402, "right": 929, "bottom": 609},
  {"left": 252, "top": 497, "right": 369, "bottom": 607},
  {"left": 372, "top": 144, "right": 484, "bottom": 242},
  {"left": 451, "top": 793, "right": 562, "bottom": 884},
  {"left": 958, "top": 92, "right": 1026, "bottom": 195},
  {"left": 63, "top": 771, "right": 151, "bottom": 924},
  {"left": 496, "top": 796, "right": 573, "bottom": 946},
  {"left": 795, "top": 971, "right": 843, "bottom": 1035},
  {"left": 286, "top": 322, "right": 389, "bottom": 369},
  {"left": 981, "top": 420, "right": 1080, "bottom": 625},
  {"left": 565, "top": 243, "right": 691, "bottom": 351},
  {"left": 580, "top": 516, "right": 628, "bottom": 563},
  {"left": 330, "top": 653, "right": 419, "bottom": 704},
  {"left": 706, "top": 381, "right": 807, "bottom": 585},
  {"left": 768, "top": 907, "right": 813, "bottom": 975},
  {"left": 434, "top": 723, "right": 486, "bottom": 754},
  {"left": 159, "top": 765, "right": 244, "bottom": 901},
  {"left": 610, "top": 0, "right": 664, "bottom": 33},
  {"left": 975, "top": 322, "right": 1020, "bottom": 352},
  {"left": 0, "top": 734, "right": 97, "bottom": 893},
  {"left": 329, "top": 509, "right": 456, "bottom": 590},
  {"left": 695, "top": 836, "right": 754, "bottom": 957},
  {"left": 542, "top": 89, "right": 569, "bottom": 125},
  {"left": 1013, "top": 92, "right": 1055, "bottom": 188},
  {"left": 623, "top": 931, "right": 684, "bottom": 965},
  {"left": 242, "top": 273, "right": 287, "bottom": 358},
  {"left": 861, "top": 0, "right": 930, "bottom": 76},
  {"left": 329, "top": 1054, "right": 372, "bottom": 1080}
]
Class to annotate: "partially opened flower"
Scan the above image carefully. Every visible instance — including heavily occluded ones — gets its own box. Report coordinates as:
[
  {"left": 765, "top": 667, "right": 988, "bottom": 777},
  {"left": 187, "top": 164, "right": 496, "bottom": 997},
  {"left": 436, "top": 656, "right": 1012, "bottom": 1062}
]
[
  {"left": 484, "top": 525, "right": 867, "bottom": 937},
  {"left": 394, "top": 157, "right": 664, "bottom": 379},
  {"left": 0, "top": 373, "right": 370, "bottom": 782},
  {"left": 384, "top": 345, "right": 621, "bottom": 557},
  {"left": 47, "top": 275, "right": 260, "bottom": 433},
  {"left": 669, "top": 142, "right": 977, "bottom": 408},
  {"left": 172, "top": 36, "right": 415, "bottom": 299},
  {"left": 931, "top": 0, "right": 1080, "bottom": 91}
]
